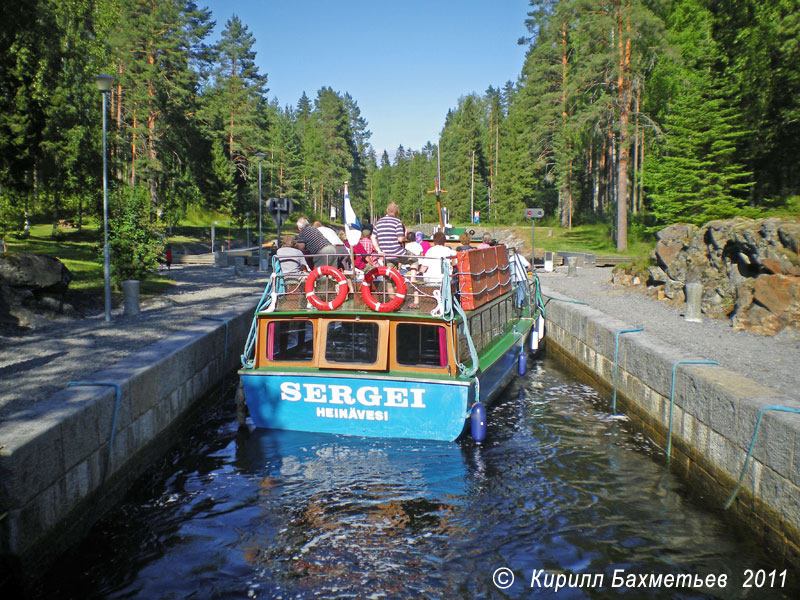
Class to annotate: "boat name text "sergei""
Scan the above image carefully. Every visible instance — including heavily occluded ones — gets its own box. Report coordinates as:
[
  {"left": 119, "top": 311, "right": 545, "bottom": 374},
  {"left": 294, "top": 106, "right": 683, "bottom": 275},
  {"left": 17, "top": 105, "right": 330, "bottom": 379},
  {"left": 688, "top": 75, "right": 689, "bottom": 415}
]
[{"left": 279, "top": 382, "right": 426, "bottom": 408}]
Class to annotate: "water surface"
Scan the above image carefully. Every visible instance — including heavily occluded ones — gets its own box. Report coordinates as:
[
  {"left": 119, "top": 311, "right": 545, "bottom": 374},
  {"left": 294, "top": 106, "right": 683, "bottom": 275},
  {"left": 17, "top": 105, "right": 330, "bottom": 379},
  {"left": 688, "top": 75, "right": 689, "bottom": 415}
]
[{"left": 35, "top": 358, "right": 799, "bottom": 599}]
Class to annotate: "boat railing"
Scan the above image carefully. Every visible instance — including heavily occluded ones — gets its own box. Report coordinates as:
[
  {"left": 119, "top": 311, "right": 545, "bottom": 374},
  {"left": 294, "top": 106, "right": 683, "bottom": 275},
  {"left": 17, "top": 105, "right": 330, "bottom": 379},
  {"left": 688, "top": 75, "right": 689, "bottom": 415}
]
[
  {"left": 267, "top": 252, "right": 448, "bottom": 315},
  {"left": 263, "top": 246, "right": 524, "bottom": 315},
  {"left": 241, "top": 246, "right": 544, "bottom": 368}
]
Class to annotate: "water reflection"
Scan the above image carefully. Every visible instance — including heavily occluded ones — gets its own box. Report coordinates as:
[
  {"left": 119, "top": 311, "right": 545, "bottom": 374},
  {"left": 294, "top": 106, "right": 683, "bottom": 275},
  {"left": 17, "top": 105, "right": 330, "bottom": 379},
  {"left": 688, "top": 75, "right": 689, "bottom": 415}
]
[
  {"left": 31, "top": 358, "right": 799, "bottom": 599},
  {"left": 235, "top": 429, "right": 472, "bottom": 597}
]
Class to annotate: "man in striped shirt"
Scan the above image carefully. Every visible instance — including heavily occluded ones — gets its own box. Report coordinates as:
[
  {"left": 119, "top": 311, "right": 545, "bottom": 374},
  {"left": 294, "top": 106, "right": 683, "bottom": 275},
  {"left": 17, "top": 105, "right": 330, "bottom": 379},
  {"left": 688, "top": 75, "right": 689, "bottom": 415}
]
[{"left": 373, "top": 202, "right": 418, "bottom": 269}]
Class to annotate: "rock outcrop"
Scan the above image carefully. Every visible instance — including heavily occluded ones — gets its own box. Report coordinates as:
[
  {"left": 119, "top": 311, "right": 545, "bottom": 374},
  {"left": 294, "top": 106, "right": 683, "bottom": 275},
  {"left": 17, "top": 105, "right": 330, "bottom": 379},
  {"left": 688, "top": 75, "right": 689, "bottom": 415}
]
[
  {"left": 0, "top": 253, "right": 74, "bottom": 331},
  {"left": 647, "top": 218, "right": 800, "bottom": 335}
]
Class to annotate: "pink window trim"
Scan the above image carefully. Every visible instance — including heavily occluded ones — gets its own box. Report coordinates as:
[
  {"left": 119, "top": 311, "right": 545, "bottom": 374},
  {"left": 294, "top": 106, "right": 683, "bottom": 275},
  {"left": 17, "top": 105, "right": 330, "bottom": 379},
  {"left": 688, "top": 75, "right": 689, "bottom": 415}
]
[
  {"left": 438, "top": 326, "right": 447, "bottom": 367},
  {"left": 266, "top": 322, "right": 275, "bottom": 360}
]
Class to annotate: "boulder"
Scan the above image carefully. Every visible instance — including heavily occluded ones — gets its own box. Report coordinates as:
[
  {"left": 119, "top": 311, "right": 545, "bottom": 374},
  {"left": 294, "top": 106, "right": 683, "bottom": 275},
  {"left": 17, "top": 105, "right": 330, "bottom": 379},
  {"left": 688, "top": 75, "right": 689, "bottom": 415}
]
[
  {"left": 0, "top": 253, "right": 72, "bottom": 292},
  {"left": 0, "top": 254, "right": 74, "bottom": 331},
  {"left": 752, "top": 274, "right": 800, "bottom": 326}
]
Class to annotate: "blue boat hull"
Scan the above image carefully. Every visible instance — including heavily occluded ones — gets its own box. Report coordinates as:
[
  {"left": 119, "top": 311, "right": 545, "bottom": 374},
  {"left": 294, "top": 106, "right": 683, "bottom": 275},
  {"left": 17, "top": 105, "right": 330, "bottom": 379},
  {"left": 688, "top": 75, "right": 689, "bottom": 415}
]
[
  {"left": 240, "top": 372, "right": 474, "bottom": 441},
  {"left": 477, "top": 338, "right": 525, "bottom": 406},
  {"left": 239, "top": 325, "right": 529, "bottom": 441}
]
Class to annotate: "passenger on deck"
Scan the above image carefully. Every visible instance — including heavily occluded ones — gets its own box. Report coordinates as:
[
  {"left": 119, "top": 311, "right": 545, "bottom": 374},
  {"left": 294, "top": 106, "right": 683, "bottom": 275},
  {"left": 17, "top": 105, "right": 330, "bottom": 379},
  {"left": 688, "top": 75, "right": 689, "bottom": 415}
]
[
  {"left": 312, "top": 221, "right": 349, "bottom": 270},
  {"left": 373, "top": 202, "right": 418, "bottom": 270},
  {"left": 353, "top": 228, "right": 379, "bottom": 274},
  {"left": 456, "top": 232, "right": 474, "bottom": 252},
  {"left": 510, "top": 251, "right": 531, "bottom": 307},
  {"left": 296, "top": 218, "right": 337, "bottom": 267},
  {"left": 416, "top": 231, "right": 431, "bottom": 255},
  {"left": 404, "top": 231, "right": 424, "bottom": 257},
  {"left": 403, "top": 231, "right": 427, "bottom": 307},
  {"left": 420, "top": 231, "right": 457, "bottom": 283},
  {"left": 276, "top": 235, "right": 309, "bottom": 280},
  {"left": 477, "top": 232, "right": 492, "bottom": 249}
]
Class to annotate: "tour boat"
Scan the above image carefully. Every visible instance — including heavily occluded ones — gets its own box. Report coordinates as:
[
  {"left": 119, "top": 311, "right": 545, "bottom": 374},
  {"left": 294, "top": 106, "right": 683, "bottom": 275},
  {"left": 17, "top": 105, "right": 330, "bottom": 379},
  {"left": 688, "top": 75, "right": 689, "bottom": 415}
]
[{"left": 237, "top": 244, "right": 545, "bottom": 442}]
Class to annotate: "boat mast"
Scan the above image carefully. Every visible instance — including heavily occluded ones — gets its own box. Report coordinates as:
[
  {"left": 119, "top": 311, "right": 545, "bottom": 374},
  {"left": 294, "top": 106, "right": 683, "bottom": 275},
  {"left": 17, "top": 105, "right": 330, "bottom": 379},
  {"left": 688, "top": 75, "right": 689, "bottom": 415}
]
[{"left": 427, "top": 142, "right": 447, "bottom": 231}]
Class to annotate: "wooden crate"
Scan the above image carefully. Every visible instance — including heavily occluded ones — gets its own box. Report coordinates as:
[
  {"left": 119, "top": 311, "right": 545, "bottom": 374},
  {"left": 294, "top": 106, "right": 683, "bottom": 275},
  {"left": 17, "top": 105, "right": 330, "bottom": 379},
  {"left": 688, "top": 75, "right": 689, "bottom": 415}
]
[
  {"left": 456, "top": 249, "right": 488, "bottom": 310},
  {"left": 483, "top": 247, "right": 500, "bottom": 301},
  {"left": 496, "top": 246, "right": 511, "bottom": 295}
]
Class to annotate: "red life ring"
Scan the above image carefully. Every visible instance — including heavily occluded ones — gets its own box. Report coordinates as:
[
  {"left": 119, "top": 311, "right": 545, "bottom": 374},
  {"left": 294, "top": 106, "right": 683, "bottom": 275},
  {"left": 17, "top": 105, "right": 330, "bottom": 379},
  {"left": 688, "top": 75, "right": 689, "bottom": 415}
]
[
  {"left": 304, "top": 265, "right": 349, "bottom": 310},
  {"left": 361, "top": 266, "right": 406, "bottom": 312}
]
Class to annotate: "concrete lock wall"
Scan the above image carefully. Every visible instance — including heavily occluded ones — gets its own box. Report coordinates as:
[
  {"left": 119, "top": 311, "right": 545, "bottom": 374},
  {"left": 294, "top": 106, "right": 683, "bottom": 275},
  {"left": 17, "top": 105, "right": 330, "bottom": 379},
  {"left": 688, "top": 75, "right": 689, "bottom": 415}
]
[
  {"left": 0, "top": 297, "right": 257, "bottom": 574},
  {"left": 543, "top": 291, "right": 800, "bottom": 567}
]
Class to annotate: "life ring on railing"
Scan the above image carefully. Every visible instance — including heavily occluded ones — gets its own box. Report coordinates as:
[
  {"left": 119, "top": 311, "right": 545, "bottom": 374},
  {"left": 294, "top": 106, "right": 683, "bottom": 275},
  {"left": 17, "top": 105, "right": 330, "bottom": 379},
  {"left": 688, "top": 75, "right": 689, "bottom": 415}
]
[
  {"left": 361, "top": 266, "right": 406, "bottom": 312},
  {"left": 305, "top": 265, "right": 348, "bottom": 310}
]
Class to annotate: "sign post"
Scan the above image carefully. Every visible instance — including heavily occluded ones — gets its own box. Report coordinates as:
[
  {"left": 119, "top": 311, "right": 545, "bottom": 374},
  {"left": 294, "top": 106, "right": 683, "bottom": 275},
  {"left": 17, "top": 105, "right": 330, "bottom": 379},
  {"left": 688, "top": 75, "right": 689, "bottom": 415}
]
[
  {"left": 523, "top": 208, "right": 545, "bottom": 269},
  {"left": 265, "top": 197, "right": 295, "bottom": 251}
]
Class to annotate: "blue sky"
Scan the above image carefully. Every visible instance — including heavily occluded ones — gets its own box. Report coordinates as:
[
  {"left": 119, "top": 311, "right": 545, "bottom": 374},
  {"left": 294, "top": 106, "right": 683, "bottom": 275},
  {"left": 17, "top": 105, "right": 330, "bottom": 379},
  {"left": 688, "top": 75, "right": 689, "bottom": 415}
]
[{"left": 201, "top": 1, "right": 531, "bottom": 158}]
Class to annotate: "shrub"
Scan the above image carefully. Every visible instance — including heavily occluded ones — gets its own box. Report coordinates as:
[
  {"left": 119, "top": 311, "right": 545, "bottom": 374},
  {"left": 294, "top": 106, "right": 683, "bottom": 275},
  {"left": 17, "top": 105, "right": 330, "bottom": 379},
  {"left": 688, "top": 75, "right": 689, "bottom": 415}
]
[{"left": 106, "top": 186, "right": 164, "bottom": 285}]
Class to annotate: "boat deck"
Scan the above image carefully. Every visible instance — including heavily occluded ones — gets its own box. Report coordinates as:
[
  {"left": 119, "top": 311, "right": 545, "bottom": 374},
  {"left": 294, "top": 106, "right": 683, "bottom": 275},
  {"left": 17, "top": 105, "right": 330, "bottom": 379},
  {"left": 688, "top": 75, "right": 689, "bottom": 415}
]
[{"left": 266, "top": 244, "right": 525, "bottom": 316}]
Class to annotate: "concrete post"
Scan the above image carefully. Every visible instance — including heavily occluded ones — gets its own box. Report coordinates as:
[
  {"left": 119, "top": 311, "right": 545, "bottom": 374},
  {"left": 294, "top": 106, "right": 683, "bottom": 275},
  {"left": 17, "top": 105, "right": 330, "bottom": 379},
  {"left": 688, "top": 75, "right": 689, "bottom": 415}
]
[
  {"left": 122, "top": 280, "right": 140, "bottom": 316},
  {"left": 566, "top": 256, "right": 578, "bottom": 277},
  {"left": 544, "top": 251, "right": 554, "bottom": 273},
  {"left": 685, "top": 282, "right": 703, "bottom": 322},
  {"left": 234, "top": 256, "right": 245, "bottom": 277}
]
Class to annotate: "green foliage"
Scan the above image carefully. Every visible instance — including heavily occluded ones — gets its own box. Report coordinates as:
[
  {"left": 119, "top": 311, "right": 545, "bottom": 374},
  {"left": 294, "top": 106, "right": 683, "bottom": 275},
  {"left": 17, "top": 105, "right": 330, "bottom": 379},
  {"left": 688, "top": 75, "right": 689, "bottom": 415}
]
[
  {"left": 0, "top": 191, "right": 25, "bottom": 250},
  {"left": 2, "top": 0, "right": 800, "bottom": 273},
  {"left": 644, "top": 0, "right": 753, "bottom": 228},
  {"left": 107, "top": 185, "right": 165, "bottom": 284},
  {"left": 208, "top": 138, "right": 237, "bottom": 211}
]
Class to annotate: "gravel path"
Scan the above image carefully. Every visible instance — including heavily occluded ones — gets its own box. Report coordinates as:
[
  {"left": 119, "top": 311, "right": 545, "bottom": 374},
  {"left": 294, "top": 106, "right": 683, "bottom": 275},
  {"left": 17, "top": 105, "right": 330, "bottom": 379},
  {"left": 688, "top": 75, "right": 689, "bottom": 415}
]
[
  {"left": 537, "top": 265, "right": 800, "bottom": 400},
  {"left": 0, "top": 264, "right": 271, "bottom": 421}
]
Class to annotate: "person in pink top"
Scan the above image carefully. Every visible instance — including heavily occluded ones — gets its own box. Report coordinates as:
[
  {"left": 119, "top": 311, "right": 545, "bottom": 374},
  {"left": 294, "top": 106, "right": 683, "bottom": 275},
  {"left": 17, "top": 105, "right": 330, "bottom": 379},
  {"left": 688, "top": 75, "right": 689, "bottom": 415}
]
[
  {"left": 415, "top": 231, "right": 431, "bottom": 255},
  {"left": 352, "top": 228, "right": 378, "bottom": 272}
]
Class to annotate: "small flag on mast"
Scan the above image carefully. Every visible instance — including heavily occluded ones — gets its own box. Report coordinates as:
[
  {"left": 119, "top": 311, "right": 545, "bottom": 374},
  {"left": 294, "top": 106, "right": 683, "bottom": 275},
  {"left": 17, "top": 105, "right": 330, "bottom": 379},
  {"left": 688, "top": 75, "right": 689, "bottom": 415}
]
[{"left": 343, "top": 182, "right": 361, "bottom": 246}]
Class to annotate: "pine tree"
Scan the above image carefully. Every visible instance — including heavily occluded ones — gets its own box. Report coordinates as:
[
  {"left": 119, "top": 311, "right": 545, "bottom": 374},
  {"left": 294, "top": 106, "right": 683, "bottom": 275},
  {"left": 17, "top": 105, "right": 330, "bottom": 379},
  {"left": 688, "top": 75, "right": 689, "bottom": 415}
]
[
  {"left": 109, "top": 0, "right": 213, "bottom": 206},
  {"left": 208, "top": 137, "right": 236, "bottom": 212},
  {"left": 267, "top": 105, "right": 304, "bottom": 203},
  {"left": 440, "top": 94, "right": 489, "bottom": 223},
  {"left": 645, "top": 0, "right": 753, "bottom": 226},
  {"left": 203, "top": 14, "right": 267, "bottom": 180}
]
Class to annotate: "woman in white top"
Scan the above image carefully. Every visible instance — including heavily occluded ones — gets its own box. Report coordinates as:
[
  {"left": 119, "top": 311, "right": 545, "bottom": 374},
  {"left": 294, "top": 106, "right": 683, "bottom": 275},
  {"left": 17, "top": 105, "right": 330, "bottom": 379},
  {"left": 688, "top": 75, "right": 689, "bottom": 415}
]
[
  {"left": 420, "top": 231, "right": 457, "bottom": 283},
  {"left": 404, "top": 230, "right": 424, "bottom": 257}
]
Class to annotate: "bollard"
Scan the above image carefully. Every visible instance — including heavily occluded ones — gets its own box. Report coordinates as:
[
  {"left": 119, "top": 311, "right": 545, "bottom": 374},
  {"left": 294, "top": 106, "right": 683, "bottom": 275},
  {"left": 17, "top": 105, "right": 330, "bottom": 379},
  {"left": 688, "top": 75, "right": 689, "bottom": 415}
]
[
  {"left": 566, "top": 256, "right": 578, "bottom": 277},
  {"left": 122, "top": 279, "right": 140, "bottom": 316},
  {"left": 214, "top": 251, "right": 226, "bottom": 267},
  {"left": 234, "top": 256, "right": 245, "bottom": 277},
  {"left": 544, "top": 251, "right": 554, "bottom": 272},
  {"left": 685, "top": 282, "right": 703, "bottom": 322}
]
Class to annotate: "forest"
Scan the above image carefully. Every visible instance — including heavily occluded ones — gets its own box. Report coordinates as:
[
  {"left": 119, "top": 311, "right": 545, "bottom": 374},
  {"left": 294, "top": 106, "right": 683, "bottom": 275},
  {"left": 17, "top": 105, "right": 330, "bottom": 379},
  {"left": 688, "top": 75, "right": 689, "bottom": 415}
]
[{"left": 1, "top": 0, "right": 798, "bottom": 254}]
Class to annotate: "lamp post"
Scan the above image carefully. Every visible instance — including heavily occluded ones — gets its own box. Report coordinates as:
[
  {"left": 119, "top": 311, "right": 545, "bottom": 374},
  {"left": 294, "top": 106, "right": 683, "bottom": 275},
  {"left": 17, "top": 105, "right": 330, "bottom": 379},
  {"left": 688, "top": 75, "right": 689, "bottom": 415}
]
[
  {"left": 94, "top": 74, "right": 114, "bottom": 322},
  {"left": 254, "top": 152, "right": 266, "bottom": 270}
]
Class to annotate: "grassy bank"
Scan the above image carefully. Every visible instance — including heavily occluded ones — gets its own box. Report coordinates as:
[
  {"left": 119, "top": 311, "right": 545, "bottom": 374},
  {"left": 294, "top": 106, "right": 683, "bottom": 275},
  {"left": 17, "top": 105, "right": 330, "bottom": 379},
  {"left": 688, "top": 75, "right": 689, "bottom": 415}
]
[
  {"left": 4, "top": 224, "right": 176, "bottom": 304},
  {"left": 458, "top": 220, "right": 653, "bottom": 259}
]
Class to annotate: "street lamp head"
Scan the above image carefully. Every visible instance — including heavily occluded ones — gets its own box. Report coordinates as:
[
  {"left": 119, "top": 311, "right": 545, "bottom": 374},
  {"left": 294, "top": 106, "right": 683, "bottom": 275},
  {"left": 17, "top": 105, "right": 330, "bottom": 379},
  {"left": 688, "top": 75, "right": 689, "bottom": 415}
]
[
  {"left": 254, "top": 152, "right": 266, "bottom": 161},
  {"left": 94, "top": 74, "right": 115, "bottom": 92}
]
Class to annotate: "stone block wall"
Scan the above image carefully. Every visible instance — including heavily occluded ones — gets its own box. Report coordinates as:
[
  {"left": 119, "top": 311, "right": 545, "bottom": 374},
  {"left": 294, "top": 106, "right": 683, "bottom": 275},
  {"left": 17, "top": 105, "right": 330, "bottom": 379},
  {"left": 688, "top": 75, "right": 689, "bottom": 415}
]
[
  {"left": 543, "top": 292, "right": 800, "bottom": 566},
  {"left": 0, "top": 297, "right": 256, "bottom": 572}
]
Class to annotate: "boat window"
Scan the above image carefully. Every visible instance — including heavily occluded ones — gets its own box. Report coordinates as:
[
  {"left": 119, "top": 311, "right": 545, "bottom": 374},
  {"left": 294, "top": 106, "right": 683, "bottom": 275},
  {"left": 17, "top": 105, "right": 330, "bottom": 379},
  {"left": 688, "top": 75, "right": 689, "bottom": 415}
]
[
  {"left": 396, "top": 324, "right": 447, "bottom": 368},
  {"left": 266, "top": 320, "right": 314, "bottom": 362},
  {"left": 324, "top": 321, "right": 379, "bottom": 364},
  {"left": 470, "top": 314, "right": 483, "bottom": 351}
]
